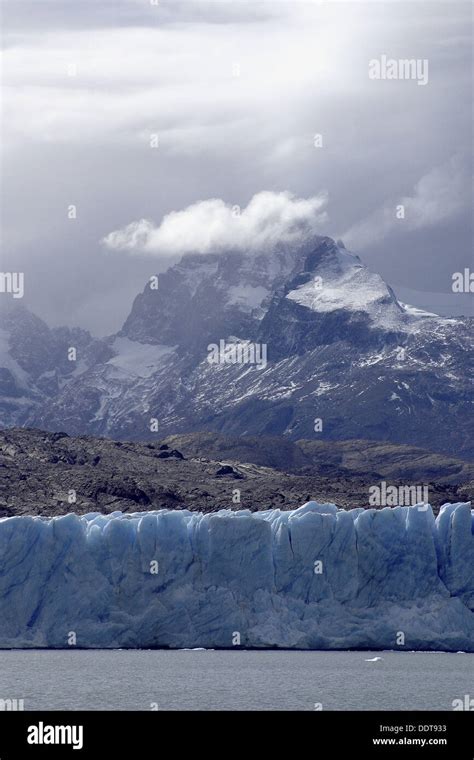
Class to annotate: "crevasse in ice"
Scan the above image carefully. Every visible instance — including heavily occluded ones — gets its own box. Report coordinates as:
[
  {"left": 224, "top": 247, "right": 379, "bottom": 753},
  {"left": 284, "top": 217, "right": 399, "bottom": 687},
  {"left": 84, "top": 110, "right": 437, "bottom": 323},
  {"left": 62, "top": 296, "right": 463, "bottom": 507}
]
[{"left": 0, "top": 502, "right": 472, "bottom": 650}]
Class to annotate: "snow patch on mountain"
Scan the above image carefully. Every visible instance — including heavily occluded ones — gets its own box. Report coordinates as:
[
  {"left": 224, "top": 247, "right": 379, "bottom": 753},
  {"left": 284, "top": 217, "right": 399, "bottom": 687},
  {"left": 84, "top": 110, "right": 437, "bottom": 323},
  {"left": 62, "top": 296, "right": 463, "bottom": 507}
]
[
  {"left": 0, "top": 328, "right": 30, "bottom": 392},
  {"left": 399, "top": 302, "right": 440, "bottom": 318},
  {"left": 226, "top": 284, "right": 269, "bottom": 312},
  {"left": 107, "top": 337, "right": 175, "bottom": 378},
  {"left": 285, "top": 244, "right": 411, "bottom": 329},
  {"left": 286, "top": 267, "right": 394, "bottom": 315}
]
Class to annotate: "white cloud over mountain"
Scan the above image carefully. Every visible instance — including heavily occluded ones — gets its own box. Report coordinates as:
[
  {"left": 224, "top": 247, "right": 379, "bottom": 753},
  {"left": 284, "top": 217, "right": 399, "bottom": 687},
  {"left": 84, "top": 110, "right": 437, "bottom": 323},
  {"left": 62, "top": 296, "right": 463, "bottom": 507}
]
[{"left": 103, "top": 191, "right": 329, "bottom": 256}]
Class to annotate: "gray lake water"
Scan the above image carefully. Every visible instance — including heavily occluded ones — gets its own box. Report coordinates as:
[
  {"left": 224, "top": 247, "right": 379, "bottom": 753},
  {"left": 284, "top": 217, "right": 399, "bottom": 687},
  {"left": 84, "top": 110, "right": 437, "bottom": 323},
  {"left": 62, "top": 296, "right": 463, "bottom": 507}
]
[{"left": 0, "top": 650, "right": 472, "bottom": 711}]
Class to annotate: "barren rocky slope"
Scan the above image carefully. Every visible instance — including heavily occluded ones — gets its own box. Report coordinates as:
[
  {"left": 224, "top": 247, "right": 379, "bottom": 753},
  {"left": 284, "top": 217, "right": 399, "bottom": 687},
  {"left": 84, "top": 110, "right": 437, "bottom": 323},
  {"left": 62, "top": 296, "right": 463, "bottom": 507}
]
[{"left": 0, "top": 428, "right": 471, "bottom": 517}]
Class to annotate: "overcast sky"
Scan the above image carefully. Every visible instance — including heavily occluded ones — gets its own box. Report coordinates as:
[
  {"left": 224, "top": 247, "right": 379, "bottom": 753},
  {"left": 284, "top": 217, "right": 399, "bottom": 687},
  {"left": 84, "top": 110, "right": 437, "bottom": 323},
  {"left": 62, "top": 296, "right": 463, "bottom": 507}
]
[{"left": 1, "top": 0, "right": 472, "bottom": 335}]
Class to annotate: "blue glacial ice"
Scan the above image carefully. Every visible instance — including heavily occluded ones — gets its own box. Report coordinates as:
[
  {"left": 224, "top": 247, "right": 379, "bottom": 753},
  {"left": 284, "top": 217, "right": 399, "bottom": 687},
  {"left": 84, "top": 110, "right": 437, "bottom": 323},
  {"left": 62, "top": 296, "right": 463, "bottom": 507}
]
[{"left": 0, "top": 502, "right": 472, "bottom": 651}]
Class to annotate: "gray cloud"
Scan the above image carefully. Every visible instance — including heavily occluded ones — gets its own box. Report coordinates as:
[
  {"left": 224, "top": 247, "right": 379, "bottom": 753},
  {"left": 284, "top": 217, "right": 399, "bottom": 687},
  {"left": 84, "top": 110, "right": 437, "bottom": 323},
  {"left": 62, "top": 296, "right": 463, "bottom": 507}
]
[
  {"left": 343, "top": 154, "right": 470, "bottom": 249},
  {"left": 2, "top": 0, "right": 280, "bottom": 34},
  {"left": 2, "top": 0, "right": 472, "bottom": 334}
]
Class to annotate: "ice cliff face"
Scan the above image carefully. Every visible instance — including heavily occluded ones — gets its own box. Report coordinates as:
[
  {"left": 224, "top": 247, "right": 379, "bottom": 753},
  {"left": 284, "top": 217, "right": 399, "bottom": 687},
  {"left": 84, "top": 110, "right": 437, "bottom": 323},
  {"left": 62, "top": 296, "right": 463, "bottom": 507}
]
[{"left": 0, "top": 502, "right": 472, "bottom": 651}]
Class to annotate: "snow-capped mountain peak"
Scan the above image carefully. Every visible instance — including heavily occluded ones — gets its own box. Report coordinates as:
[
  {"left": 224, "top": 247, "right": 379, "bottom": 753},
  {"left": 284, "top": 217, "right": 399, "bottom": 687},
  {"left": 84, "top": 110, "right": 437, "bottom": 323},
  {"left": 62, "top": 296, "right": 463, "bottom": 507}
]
[
  {"left": 286, "top": 240, "right": 403, "bottom": 319},
  {"left": 0, "top": 236, "right": 472, "bottom": 458}
]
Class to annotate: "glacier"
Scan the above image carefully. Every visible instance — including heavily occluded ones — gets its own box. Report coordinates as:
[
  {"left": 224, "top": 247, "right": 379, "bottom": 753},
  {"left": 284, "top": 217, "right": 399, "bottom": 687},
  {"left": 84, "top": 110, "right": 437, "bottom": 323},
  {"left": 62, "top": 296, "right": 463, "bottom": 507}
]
[{"left": 0, "top": 502, "right": 473, "bottom": 651}]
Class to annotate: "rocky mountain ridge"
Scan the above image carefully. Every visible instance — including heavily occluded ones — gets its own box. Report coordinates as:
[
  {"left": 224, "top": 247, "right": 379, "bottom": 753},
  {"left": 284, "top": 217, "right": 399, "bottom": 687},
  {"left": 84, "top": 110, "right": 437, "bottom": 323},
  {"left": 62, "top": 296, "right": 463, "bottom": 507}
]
[{"left": 1, "top": 236, "right": 472, "bottom": 458}]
